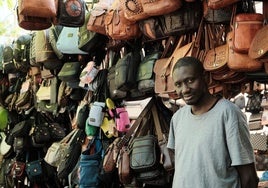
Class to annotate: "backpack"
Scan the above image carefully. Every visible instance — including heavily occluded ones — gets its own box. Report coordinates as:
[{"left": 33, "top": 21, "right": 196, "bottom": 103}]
[
  {"left": 13, "top": 34, "right": 32, "bottom": 72},
  {"left": 3, "top": 45, "right": 16, "bottom": 73}
]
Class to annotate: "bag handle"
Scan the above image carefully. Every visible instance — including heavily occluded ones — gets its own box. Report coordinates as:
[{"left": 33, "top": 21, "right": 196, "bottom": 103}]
[{"left": 59, "top": 129, "right": 77, "bottom": 144}]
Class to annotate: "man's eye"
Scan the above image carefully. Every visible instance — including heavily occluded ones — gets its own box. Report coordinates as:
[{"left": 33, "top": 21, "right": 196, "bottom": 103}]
[
  {"left": 175, "top": 82, "right": 181, "bottom": 87},
  {"left": 187, "top": 79, "right": 194, "bottom": 84}
]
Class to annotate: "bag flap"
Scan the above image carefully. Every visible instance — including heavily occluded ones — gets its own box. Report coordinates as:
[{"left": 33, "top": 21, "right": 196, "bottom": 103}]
[
  {"left": 249, "top": 25, "right": 268, "bottom": 60},
  {"left": 203, "top": 44, "right": 228, "bottom": 71},
  {"left": 91, "top": 8, "right": 106, "bottom": 17},
  {"left": 153, "top": 58, "right": 170, "bottom": 76}
]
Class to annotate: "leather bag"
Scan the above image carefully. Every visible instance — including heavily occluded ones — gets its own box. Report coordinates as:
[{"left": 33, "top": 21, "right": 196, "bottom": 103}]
[
  {"left": 249, "top": 25, "right": 268, "bottom": 61},
  {"left": 233, "top": 13, "right": 264, "bottom": 53},
  {"left": 19, "top": 0, "right": 57, "bottom": 18},
  {"left": 87, "top": 1, "right": 113, "bottom": 35},
  {"left": 105, "top": 0, "right": 141, "bottom": 40},
  {"left": 160, "top": 1, "right": 202, "bottom": 36},
  {"left": 207, "top": 0, "right": 240, "bottom": 9},
  {"left": 58, "top": 0, "right": 86, "bottom": 27},
  {"left": 227, "top": 31, "right": 263, "bottom": 72},
  {"left": 117, "top": 146, "right": 132, "bottom": 184},
  {"left": 154, "top": 36, "right": 198, "bottom": 98},
  {"left": 203, "top": 44, "right": 229, "bottom": 72}
]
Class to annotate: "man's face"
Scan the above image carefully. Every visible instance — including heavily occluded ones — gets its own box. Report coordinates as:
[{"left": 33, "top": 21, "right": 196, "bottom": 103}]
[{"left": 172, "top": 65, "right": 206, "bottom": 105}]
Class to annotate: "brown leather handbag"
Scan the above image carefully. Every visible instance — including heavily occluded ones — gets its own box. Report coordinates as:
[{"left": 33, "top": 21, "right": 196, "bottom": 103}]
[
  {"left": 87, "top": 2, "right": 109, "bottom": 35},
  {"left": 120, "top": 0, "right": 182, "bottom": 22},
  {"left": 19, "top": 0, "right": 57, "bottom": 18},
  {"left": 232, "top": 13, "right": 264, "bottom": 53},
  {"left": 249, "top": 25, "right": 268, "bottom": 61},
  {"left": 227, "top": 31, "right": 263, "bottom": 72},
  {"left": 207, "top": 0, "right": 240, "bottom": 10},
  {"left": 117, "top": 146, "right": 133, "bottom": 184},
  {"left": 17, "top": 8, "right": 52, "bottom": 31},
  {"left": 203, "top": 44, "right": 229, "bottom": 72},
  {"left": 105, "top": 0, "right": 141, "bottom": 40},
  {"left": 141, "top": 0, "right": 182, "bottom": 18}
]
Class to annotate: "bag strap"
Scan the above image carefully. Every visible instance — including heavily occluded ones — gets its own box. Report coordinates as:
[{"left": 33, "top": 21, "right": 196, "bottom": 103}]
[
  {"left": 59, "top": 129, "right": 77, "bottom": 144},
  {"left": 151, "top": 104, "right": 165, "bottom": 143},
  {"left": 116, "top": 97, "right": 154, "bottom": 149}
]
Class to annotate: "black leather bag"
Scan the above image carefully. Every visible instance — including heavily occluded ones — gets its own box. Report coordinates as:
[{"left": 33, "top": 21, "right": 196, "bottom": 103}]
[{"left": 245, "top": 91, "right": 263, "bottom": 114}]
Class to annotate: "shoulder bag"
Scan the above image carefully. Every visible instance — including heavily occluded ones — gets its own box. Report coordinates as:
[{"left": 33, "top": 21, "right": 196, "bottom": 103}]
[{"left": 57, "top": 0, "right": 86, "bottom": 27}]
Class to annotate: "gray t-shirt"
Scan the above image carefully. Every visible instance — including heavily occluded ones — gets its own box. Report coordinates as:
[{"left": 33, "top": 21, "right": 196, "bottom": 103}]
[{"left": 167, "top": 98, "right": 255, "bottom": 188}]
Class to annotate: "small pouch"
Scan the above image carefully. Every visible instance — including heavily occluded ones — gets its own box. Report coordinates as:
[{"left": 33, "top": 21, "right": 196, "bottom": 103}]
[
  {"left": 25, "top": 152, "right": 43, "bottom": 182},
  {"left": 115, "top": 107, "right": 130, "bottom": 133},
  {"left": 79, "top": 61, "right": 99, "bottom": 84},
  {"left": 117, "top": 146, "right": 132, "bottom": 184},
  {"left": 10, "top": 160, "right": 26, "bottom": 181},
  {"left": 101, "top": 115, "right": 118, "bottom": 138},
  {"left": 88, "top": 101, "right": 106, "bottom": 127}
]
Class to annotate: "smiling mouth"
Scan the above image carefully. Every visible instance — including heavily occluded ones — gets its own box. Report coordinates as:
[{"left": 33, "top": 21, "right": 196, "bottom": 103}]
[{"left": 183, "top": 95, "right": 193, "bottom": 101}]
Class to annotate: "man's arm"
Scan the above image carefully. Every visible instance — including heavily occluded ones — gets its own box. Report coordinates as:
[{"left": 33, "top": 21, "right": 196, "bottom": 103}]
[{"left": 235, "top": 163, "right": 259, "bottom": 188}]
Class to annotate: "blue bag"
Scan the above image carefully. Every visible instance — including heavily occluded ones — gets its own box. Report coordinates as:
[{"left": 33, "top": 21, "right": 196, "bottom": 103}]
[{"left": 79, "top": 137, "right": 103, "bottom": 188}]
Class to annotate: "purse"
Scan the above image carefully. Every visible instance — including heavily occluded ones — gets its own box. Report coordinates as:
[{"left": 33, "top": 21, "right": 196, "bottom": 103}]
[
  {"left": 57, "top": 0, "right": 86, "bottom": 27},
  {"left": 88, "top": 101, "right": 106, "bottom": 127},
  {"left": 115, "top": 107, "right": 131, "bottom": 133},
  {"left": 232, "top": 13, "right": 264, "bottom": 53},
  {"left": 227, "top": 31, "right": 263, "bottom": 72},
  {"left": 25, "top": 153, "right": 43, "bottom": 182},
  {"left": 117, "top": 146, "right": 133, "bottom": 184},
  {"left": 78, "top": 12, "right": 105, "bottom": 53},
  {"left": 207, "top": 0, "right": 240, "bottom": 9},
  {"left": 115, "top": 50, "right": 141, "bottom": 91},
  {"left": 18, "top": 0, "right": 57, "bottom": 18},
  {"left": 57, "top": 129, "right": 86, "bottom": 179},
  {"left": 105, "top": 0, "right": 141, "bottom": 40},
  {"left": 44, "top": 129, "right": 77, "bottom": 167},
  {"left": 10, "top": 160, "right": 26, "bottom": 182},
  {"left": 58, "top": 62, "right": 82, "bottom": 82},
  {"left": 36, "top": 79, "right": 52, "bottom": 101},
  {"left": 137, "top": 52, "right": 160, "bottom": 93},
  {"left": 87, "top": 1, "right": 113, "bottom": 35},
  {"left": 249, "top": 25, "right": 268, "bottom": 61},
  {"left": 79, "top": 137, "right": 103, "bottom": 187},
  {"left": 56, "top": 27, "right": 88, "bottom": 54}
]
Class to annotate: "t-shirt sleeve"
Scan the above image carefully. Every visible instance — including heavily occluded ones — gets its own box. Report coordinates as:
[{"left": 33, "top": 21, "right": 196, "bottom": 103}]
[{"left": 225, "top": 106, "right": 255, "bottom": 166}]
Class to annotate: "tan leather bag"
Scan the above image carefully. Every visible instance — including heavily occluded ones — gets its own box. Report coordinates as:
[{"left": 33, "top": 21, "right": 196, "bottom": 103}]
[
  {"left": 19, "top": 0, "right": 57, "bottom": 18},
  {"left": 87, "top": 2, "right": 110, "bottom": 35},
  {"left": 154, "top": 36, "right": 197, "bottom": 99},
  {"left": 141, "top": 0, "right": 182, "bottom": 17},
  {"left": 249, "top": 25, "right": 268, "bottom": 61},
  {"left": 17, "top": 8, "right": 52, "bottom": 31},
  {"left": 203, "top": 44, "right": 229, "bottom": 72},
  {"left": 233, "top": 13, "right": 264, "bottom": 53},
  {"left": 227, "top": 31, "right": 263, "bottom": 72},
  {"left": 120, "top": 0, "right": 182, "bottom": 22},
  {"left": 105, "top": 0, "right": 141, "bottom": 40},
  {"left": 207, "top": 0, "right": 239, "bottom": 10}
]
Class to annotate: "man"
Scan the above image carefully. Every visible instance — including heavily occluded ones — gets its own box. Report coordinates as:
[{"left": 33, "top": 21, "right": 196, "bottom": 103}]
[{"left": 167, "top": 57, "right": 259, "bottom": 188}]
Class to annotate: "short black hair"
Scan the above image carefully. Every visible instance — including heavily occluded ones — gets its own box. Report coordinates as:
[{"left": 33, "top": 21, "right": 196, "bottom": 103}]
[{"left": 172, "top": 56, "right": 204, "bottom": 76}]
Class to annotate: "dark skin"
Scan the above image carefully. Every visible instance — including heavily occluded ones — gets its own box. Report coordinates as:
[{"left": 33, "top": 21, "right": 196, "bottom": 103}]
[{"left": 172, "top": 64, "right": 259, "bottom": 188}]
